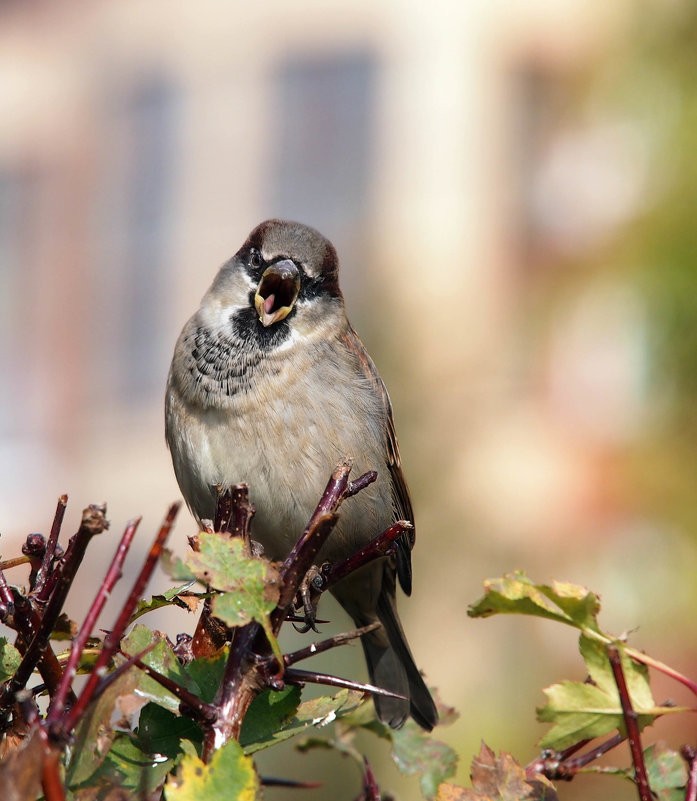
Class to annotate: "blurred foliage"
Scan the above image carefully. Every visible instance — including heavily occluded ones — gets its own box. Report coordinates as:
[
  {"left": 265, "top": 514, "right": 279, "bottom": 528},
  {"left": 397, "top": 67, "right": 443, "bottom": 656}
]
[{"left": 548, "top": 2, "right": 697, "bottom": 534}]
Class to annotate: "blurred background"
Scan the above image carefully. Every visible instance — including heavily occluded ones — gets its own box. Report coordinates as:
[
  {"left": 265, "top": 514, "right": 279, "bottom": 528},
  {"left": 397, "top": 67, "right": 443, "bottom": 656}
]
[{"left": 1, "top": 1, "right": 696, "bottom": 798}]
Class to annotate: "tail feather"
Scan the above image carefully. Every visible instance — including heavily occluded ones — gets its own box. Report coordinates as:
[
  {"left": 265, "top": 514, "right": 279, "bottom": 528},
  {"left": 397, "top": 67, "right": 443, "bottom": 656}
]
[{"left": 359, "top": 586, "right": 438, "bottom": 731}]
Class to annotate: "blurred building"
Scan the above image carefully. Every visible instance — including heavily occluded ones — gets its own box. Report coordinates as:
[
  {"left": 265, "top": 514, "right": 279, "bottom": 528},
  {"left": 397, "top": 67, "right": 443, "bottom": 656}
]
[{"left": 0, "top": 0, "right": 639, "bottom": 536}]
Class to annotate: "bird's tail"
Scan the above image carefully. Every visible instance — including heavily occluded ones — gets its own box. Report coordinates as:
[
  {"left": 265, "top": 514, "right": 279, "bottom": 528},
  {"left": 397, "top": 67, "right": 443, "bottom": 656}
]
[{"left": 360, "top": 585, "right": 438, "bottom": 731}]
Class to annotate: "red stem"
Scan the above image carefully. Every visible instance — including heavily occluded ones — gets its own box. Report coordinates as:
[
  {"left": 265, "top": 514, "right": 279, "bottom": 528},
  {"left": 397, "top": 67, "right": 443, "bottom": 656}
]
[
  {"left": 607, "top": 644, "right": 652, "bottom": 801},
  {"left": 46, "top": 517, "right": 141, "bottom": 725},
  {"left": 62, "top": 504, "right": 179, "bottom": 735}
]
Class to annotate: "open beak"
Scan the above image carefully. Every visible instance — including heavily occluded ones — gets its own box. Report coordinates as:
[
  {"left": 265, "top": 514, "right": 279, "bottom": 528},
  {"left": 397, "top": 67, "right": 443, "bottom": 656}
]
[{"left": 254, "top": 259, "right": 301, "bottom": 327}]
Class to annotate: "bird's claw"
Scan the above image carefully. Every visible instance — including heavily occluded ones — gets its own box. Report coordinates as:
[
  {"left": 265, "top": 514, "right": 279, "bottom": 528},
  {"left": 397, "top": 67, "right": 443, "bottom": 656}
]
[{"left": 292, "top": 564, "right": 327, "bottom": 633}]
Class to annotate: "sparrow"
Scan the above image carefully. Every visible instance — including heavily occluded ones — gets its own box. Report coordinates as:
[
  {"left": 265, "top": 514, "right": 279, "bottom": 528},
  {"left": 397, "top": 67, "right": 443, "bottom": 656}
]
[{"left": 165, "top": 219, "right": 438, "bottom": 730}]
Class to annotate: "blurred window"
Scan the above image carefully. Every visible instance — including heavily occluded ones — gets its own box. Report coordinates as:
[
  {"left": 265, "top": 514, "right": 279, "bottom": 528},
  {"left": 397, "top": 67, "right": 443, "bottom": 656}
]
[
  {"left": 272, "top": 50, "right": 376, "bottom": 290},
  {"left": 92, "top": 73, "right": 179, "bottom": 404},
  {"left": 0, "top": 169, "right": 35, "bottom": 434}
]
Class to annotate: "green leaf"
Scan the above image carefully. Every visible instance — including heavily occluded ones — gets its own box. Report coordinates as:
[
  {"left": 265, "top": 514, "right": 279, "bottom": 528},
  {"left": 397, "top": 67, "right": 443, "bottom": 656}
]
[
  {"left": 164, "top": 738, "right": 259, "bottom": 801},
  {"left": 239, "top": 687, "right": 301, "bottom": 751},
  {"left": 183, "top": 534, "right": 279, "bottom": 603},
  {"left": 135, "top": 703, "right": 203, "bottom": 759},
  {"left": 72, "top": 732, "right": 175, "bottom": 796},
  {"left": 161, "top": 548, "right": 197, "bottom": 582},
  {"left": 468, "top": 572, "right": 601, "bottom": 632},
  {"left": 580, "top": 637, "right": 654, "bottom": 710},
  {"left": 0, "top": 637, "right": 21, "bottom": 682},
  {"left": 185, "top": 534, "right": 282, "bottom": 663},
  {"left": 129, "top": 581, "right": 201, "bottom": 623},
  {"left": 391, "top": 718, "right": 458, "bottom": 800},
  {"left": 644, "top": 741, "right": 688, "bottom": 801},
  {"left": 183, "top": 651, "right": 227, "bottom": 704},
  {"left": 537, "top": 638, "right": 684, "bottom": 750},
  {"left": 66, "top": 664, "right": 142, "bottom": 787},
  {"left": 241, "top": 689, "right": 364, "bottom": 755},
  {"left": 122, "top": 626, "right": 201, "bottom": 712}
]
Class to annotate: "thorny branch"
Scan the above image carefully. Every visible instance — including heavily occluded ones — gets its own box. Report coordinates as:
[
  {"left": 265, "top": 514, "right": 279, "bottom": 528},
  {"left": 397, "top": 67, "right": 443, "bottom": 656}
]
[
  {"left": 607, "top": 644, "right": 652, "bottom": 801},
  {"left": 0, "top": 505, "right": 109, "bottom": 727},
  {"left": 199, "top": 460, "right": 409, "bottom": 760}
]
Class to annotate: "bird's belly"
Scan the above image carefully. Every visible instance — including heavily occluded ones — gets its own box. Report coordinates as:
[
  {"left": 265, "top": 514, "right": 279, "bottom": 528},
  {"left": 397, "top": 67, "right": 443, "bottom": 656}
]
[{"left": 178, "top": 387, "right": 390, "bottom": 565}]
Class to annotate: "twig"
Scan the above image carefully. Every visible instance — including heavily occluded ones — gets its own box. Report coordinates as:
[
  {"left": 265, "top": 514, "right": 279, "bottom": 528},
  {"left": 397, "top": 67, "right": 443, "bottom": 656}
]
[
  {"left": 284, "top": 667, "right": 406, "bottom": 700},
  {"left": 607, "top": 644, "right": 652, "bottom": 801},
  {"left": 61, "top": 504, "right": 179, "bottom": 735},
  {"left": 360, "top": 757, "right": 381, "bottom": 801},
  {"left": 201, "top": 464, "right": 383, "bottom": 760},
  {"left": 35, "top": 724, "right": 66, "bottom": 801},
  {"left": 321, "top": 521, "right": 413, "bottom": 591},
  {"left": 683, "top": 745, "right": 697, "bottom": 801},
  {"left": 627, "top": 648, "right": 697, "bottom": 699},
  {"left": 46, "top": 517, "right": 141, "bottom": 725},
  {"left": 23, "top": 534, "right": 48, "bottom": 589},
  {"left": 345, "top": 471, "right": 377, "bottom": 497},
  {"left": 528, "top": 733, "right": 628, "bottom": 781},
  {"left": 12, "top": 593, "right": 71, "bottom": 701},
  {"left": 33, "top": 495, "right": 68, "bottom": 599},
  {"left": 272, "top": 460, "right": 354, "bottom": 624},
  {"left": 122, "top": 648, "right": 217, "bottom": 724},
  {"left": 0, "top": 555, "right": 34, "bottom": 571},
  {"left": 261, "top": 777, "right": 322, "bottom": 788},
  {"left": 0, "top": 505, "right": 109, "bottom": 725},
  {"left": 283, "top": 623, "right": 381, "bottom": 667},
  {"left": 0, "top": 569, "right": 15, "bottom": 613},
  {"left": 213, "top": 484, "right": 233, "bottom": 534}
]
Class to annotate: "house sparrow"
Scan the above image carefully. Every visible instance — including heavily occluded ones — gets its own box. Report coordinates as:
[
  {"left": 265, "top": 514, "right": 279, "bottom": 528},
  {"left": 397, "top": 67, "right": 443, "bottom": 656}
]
[{"left": 165, "top": 219, "right": 438, "bottom": 730}]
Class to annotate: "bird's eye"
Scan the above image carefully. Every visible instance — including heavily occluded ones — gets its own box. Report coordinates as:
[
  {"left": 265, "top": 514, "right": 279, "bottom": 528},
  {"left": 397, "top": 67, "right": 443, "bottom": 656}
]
[{"left": 249, "top": 249, "right": 262, "bottom": 269}]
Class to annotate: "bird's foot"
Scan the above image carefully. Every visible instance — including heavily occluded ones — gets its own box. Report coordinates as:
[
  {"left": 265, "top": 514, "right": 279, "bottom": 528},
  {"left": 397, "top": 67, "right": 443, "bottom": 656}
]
[{"left": 292, "top": 564, "right": 326, "bottom": 633}]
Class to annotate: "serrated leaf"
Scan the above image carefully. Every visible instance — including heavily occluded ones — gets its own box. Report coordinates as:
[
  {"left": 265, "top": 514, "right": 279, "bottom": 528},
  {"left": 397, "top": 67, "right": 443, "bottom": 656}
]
[
  {"left": 537, "top": 639, "right": 683, "bottom": 750},
  {"left": 0, "top": 638, "right": 21, "bottom": 682},
  {"left": 121, "top": 626, "right": 201, "bottom": 712},
  {"left": 183, "top": 534, "right": 279, "bottom": 604},
  {"left": 129, "top": 582, "right": 200, "bottom": 623},
  {"left": 579, "top": 636, "right": 654, "bottom": 710},
  {"left": 470, "top": 742, "right": 535, "bottom": 801},
  {"left": 183, "top": 534, "right": 281, "bottom": 662},
  {"left": 538, "top": 679, "right": 621, "bottom": 749},
  {"left": 73, "top": 731, "right": 174, "bottom": 796},
  {"left": 183, "top": 652, "right": 227, "bottom": 705},
  {"left": 391, "top": 718, "right": 458, "bottom": 800},
  {"left": 538, "top": 581, "right": 601, "bottom": 631},
  {"left": 239, "top": 687, "right": 301, "bottom": 751},
  {"left": 161, "top": 548, "right": 197, "bottom": 582},
  {"left": 66, "top": 665, "right": 142, "bottom": 787},
  {"left": 644, "top": 741, "right": 688, "bottom": 801},
  {"left": 164, "top": 738, "right": 259, "bottom": 801},
  {"left": 135, "top": 703, "right": 203, "bottom": 759},
  {"left": 468, "top": 572, "right": 601, "bottom": 633},
  {"left": 241, "top": 689, "right": 364, "bottom": 755}
]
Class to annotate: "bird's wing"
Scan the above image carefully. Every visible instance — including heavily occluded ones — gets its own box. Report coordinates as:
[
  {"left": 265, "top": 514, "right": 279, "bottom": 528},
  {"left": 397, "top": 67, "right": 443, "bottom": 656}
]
[{"left": 342, "top": 325, "right": 415, "bottom": 596}]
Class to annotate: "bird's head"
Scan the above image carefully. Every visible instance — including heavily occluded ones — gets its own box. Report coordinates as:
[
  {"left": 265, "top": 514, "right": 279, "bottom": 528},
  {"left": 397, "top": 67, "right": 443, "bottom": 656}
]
[{"left": 202, "top": 220, "right": 344, "bottom": 345}]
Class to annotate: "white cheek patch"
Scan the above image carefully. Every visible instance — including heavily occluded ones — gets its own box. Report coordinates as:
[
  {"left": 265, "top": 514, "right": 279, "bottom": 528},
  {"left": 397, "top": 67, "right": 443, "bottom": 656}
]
[
  {"left": 199, "top": 301, "right": 246, "bottom": 332},
  {"left": 200, "top": 272, "right": 257, "bottom": 331},
  {"left": 274, "top": 326, "right": 301, "bottom": 353}
]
